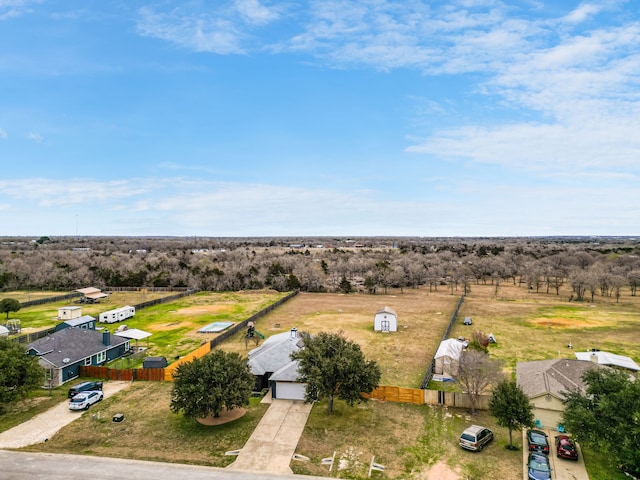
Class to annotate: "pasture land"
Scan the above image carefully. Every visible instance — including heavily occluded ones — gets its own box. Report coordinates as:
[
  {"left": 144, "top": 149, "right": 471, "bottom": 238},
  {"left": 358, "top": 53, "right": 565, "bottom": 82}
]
[
  {"left": 218, "top": 289, "right": 459, "bottom": 387},
  {"left": 450, "top": 282, "right": 640, "bottom": 371},
  {"left": 0, "top": 290, "right": 66, "bottom": 303}
]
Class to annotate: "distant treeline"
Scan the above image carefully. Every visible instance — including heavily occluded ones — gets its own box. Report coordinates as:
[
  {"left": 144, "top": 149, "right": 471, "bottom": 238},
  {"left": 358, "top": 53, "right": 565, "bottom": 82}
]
[{"left": 1, "top": 236, "right": 639, "bottom": 300}]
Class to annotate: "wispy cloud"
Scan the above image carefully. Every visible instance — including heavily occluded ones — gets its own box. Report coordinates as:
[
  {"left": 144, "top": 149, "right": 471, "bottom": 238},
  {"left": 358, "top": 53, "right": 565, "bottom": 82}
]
[
  {"left": 0, "top": 128, "right": 7, "bottom": 139},
  {"left": 136, "top": 1, "right": 281, "bottom": 54},
  {"left": 0, "top": 176, "right": 636, "bottom": 236},
  {"left": 0, "top": 0, "right": 40, "bottom": 20},
  {"left": 26, "top": 131, "right": 43, "bottom": 143}
]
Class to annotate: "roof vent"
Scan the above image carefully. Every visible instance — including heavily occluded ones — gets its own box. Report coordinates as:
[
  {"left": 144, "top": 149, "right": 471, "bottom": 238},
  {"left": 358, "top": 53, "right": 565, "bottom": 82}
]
[{"left": 62, "top": 358, "right": 70, "bottom": 364}]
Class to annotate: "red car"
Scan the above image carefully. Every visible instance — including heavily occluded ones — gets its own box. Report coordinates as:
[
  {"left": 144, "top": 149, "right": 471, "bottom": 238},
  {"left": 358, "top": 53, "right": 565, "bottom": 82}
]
[{"left": 555, "top": 435, "right": 578, "bottom": 461}]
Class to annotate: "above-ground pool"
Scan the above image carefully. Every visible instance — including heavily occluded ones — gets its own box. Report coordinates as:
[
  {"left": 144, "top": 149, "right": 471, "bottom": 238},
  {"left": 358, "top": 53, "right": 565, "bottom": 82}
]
[{"left": 198, "top": 321, "right": 234, "bottom": 333}]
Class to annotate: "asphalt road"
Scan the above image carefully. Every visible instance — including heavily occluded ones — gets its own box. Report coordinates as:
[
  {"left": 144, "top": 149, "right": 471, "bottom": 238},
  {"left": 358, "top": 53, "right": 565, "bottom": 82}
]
[{"left": 0, "top": 451, "right": 327, "bottom": 480}]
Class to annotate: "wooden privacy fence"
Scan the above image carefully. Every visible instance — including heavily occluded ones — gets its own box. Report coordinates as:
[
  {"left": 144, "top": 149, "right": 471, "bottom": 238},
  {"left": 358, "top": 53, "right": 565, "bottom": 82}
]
[
  {"left": 423, "top": 389, "right": 491, "bottom": 410},
  {"left": 163, "top": 341, "right": 212, "bottom": 381},
  {"left": 363, "top": 386, "right": 425, "bottom": 405},
  {"left": 363, "top": 386, "right": 490, "bottom": 410},
  {"left": 80, "top": 365, "right": 166, "bottom": 382}
]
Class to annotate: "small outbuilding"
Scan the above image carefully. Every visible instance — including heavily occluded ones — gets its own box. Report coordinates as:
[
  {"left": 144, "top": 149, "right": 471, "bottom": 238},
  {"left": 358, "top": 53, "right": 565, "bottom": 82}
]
[
  {"left": 58, "top": 306, "right": 82, "bottom": 320},
  {"left": 434, "top": 338, "right": 466, "bottom": 376},
  {"left": 143, "top": 356, "right": 168, "bottom": 369},
  {"left": 374, "top": 306, "right": 398, "bottom": 332}
]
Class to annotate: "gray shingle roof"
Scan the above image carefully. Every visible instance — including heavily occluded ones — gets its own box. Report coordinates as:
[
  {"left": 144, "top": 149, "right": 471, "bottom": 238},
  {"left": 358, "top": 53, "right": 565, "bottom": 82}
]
[
  {"left": 269, "top": 360, "right": 300, "bottom": 382},
  {"left": 62, "top": 315, "right": 96, "bottom": 327},
  {"left": 516, "top": 359, "right": 601, "bottom": 399},
  {"left": 248, "top": 330, "right": 304, "bottom": 375},
  {"left": 27, "top": 328, "right": 128, "bottom": 368}
]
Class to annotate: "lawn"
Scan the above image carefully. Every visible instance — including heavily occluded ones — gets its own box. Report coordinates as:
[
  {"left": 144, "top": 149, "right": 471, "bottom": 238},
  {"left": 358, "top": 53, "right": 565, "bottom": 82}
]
[
  {"left": 22, "top": 382, "right": 269, "bottom": 467},
  {"left": 292, "top": 399, "right": 523, "bottom": 480},
  {"left": 217, "top": 289, "right": 460, "bottom": 387}
]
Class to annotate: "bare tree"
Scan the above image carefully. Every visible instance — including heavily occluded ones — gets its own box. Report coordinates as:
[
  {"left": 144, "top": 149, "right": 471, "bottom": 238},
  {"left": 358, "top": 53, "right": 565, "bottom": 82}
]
[{"left": 453, "top": 350, "right": 502, "bottom": 415}]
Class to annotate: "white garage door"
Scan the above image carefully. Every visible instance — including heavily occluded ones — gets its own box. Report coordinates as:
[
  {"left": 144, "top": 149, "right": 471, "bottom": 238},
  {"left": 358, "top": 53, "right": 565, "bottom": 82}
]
[{"left": 275, "top": 382, "right": 306, "bottom": 401}]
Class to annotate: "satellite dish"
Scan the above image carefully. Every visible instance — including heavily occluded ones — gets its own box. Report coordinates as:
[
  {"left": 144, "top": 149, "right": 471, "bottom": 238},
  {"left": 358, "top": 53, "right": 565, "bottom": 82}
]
[{"left": 62, "top": 358, "right": 70, "bottom": 364}]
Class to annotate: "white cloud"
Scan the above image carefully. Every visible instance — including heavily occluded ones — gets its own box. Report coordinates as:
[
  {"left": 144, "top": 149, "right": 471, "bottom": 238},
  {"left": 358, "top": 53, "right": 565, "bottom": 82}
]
[
  {"left": 137, "top": 6, "right": 245, "bottom": 55},
  {"left": 0, "top": 128, "right": 7, "bottom": 139},
  {"left": 26, "top": 131, "right": 43, "bottom": 143},
  {"left": 0, "top": 176, "right": 638, "bottom": 236},
  {"left": 234, "top": 0, "right": 279, "bottom": 26},
  {"left": 0, "top": 0, "right": 39, "bottom": 20},
  {"left": 561, "top": 3, "right": 604, "bottom": 25}
]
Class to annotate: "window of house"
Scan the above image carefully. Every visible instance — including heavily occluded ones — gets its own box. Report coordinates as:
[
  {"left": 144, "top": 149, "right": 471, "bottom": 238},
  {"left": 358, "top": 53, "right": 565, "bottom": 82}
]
[
  {"left": 84, "top": 357, "right": 91, "bottom": 366},
  {"left": 96, "top": 351, "right": 106, "bottom": 363}
]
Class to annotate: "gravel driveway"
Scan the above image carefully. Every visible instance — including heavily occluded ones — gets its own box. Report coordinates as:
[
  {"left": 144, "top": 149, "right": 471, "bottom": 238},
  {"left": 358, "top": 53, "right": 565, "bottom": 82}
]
[{"left": 0, "top": 381, "right": 131, "bottom": 449}]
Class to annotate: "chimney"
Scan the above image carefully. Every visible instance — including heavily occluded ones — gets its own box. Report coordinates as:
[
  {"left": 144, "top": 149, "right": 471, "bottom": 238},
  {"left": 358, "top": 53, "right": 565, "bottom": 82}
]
[
  {"left": 102, "top": 331, "right": 111, "bottom": 346},
  {"left": 290, "top": 327, "right": 298, "bottom": 339},
  {"left": 590, "top": 352, "right": 599, "bottom": 364}
]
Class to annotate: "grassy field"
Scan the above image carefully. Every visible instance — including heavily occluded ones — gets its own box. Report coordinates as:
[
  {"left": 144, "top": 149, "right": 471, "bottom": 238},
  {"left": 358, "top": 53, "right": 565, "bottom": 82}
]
[
  {"left": 22, "top": 382, "right": 269, "bottom": 467},
  {"left": 292, "top": 399, "right": 523, "bottom": 479},
  {"left": 9, "top": 284, "right": 640, "bottom": 479},
  {"left": 218, "top": 289, "right": 460, "bottom": 387},
  {"left": 450, "top": 282, "right": 640, "bottom": 372},
  {"left": 5, "top": 291, "right": 174, "bottom": 330},
  {"left": 10, "top": 290, "right": 289, "bottom": 364},
  {"left": 0, "top": 290, "right": 67, "bottom": 303}
]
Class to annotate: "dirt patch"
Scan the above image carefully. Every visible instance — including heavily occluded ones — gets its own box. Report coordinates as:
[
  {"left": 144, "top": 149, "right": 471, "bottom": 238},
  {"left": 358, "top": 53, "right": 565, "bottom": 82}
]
[
  {"left": 421, "top": 461, "right": 461, "bottom": 480},
  {"left": 147, "top": 321, "right": 195, "bottom": 331},
  {"left": 196, "top": 408, "right": 247, "bottom": 425},
  {"left": 175, "top": 305, "right": 233, "bottom": 315},
  {"left": 528, "top": 317, "right": 604, "bottom": 328}
]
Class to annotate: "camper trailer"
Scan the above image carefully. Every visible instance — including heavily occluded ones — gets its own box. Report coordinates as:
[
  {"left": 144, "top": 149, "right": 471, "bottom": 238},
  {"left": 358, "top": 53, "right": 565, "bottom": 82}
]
[{"left": 99, "top": 306, "right": 135, "bottom": 323}]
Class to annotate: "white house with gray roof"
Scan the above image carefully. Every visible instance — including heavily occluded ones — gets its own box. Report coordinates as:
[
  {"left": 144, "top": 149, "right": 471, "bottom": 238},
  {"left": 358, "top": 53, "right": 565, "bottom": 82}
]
[{"left": 247, "top": 328, "right": 307, "bottom": 400}]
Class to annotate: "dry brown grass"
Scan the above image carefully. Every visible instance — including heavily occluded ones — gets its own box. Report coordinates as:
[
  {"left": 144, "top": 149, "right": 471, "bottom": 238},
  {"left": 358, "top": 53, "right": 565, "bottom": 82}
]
[
  {"left": 450, "top": 282, "right": 640, "bottom": 371},
  {"left": 218, "top": 289, "right": 461, "bottom": 387}
]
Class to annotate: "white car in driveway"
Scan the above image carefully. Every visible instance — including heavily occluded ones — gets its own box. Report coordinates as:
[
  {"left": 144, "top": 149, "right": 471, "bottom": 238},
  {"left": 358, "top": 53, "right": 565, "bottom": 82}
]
[{"left": 69, "top": 390, "right": 104, "bottom": 411}]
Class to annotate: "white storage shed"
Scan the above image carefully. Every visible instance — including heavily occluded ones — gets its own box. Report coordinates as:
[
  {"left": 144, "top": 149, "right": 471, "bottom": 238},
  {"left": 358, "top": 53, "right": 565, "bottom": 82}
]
[{"left": 374, "top": 306, "right": 398, "bottom": 332}]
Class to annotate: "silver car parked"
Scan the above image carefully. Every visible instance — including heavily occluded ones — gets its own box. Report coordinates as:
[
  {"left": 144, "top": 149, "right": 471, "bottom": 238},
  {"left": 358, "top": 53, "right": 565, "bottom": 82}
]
[{"left": 460, "top": 425, "right": 494, "bottom": 451}]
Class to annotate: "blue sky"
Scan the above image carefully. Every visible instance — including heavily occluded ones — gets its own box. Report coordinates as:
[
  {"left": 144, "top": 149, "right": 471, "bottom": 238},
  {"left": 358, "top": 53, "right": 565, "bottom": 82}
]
[{"left": 1, "top": 0, "right": 639, "bottom": 237}]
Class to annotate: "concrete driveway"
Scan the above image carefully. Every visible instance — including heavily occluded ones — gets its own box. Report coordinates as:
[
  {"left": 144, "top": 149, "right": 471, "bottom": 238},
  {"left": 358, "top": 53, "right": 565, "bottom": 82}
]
[
  {"left": 227, "top": 398, "right": 313, "bottom": 475},
  {"left": 0, "top": 381, "right": 131, "bottom": 449},
  {"left": 522, "top": 429, "right": 589, "bottom": 480}
]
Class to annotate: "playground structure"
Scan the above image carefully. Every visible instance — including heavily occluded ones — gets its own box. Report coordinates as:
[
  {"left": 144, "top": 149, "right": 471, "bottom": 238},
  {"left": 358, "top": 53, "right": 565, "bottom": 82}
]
[
  {"left": 244, "top": 321, "right": 265, "bottom": 348},
  {"left": 4, "top": 319, "right": 21, "bottom": 335}
]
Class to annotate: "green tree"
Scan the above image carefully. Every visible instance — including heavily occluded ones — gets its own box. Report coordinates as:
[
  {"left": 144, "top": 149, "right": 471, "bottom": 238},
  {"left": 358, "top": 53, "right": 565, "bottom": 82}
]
[
  {"left": 0, "top": 298, "right": 21, "bottom": 319},
  {"left": 170, "top": 349, "right": 254, "bottom": 419},
  {"left": 0, "top": 338, "right": 45, "bottom": 404},
  {"left": 291, "top": 331, "right": 381, "bottom": 414},
  {"left": 489, "top": 379, "right": 534, "bottom": 450},
  {"left": 338, "top": 275, "right": 353, "bottom": 293},
  {"left": 562, "top": 368, "right": 640, "bottom": 476}
]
